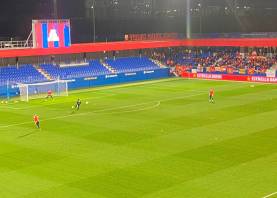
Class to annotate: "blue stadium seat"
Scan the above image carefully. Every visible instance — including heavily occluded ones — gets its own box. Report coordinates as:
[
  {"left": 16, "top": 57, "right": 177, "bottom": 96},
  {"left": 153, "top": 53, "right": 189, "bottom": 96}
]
[
  {"left": 105, "top": 57, "right": 160, "bottom": 73},
  {"left": 40, "top": 60, "right": 111, "bottom": 80},
  {"left": 0, "top": 64, "right": 47, "bottom": 86},
  {"left": 0, "top": 57, "right": 162, "bottom": 86}
]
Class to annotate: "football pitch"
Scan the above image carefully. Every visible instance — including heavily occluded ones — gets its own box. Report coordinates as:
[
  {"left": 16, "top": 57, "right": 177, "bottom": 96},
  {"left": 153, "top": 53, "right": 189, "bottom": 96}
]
[{"left": 0, "top": 78, "right": 276, "bottom": 198}]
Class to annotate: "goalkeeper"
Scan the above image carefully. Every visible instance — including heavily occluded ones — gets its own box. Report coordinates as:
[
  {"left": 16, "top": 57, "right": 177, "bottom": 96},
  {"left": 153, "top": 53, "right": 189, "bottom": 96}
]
[{"left": 46, "top": 90, "right": 53, "bottom": 99}]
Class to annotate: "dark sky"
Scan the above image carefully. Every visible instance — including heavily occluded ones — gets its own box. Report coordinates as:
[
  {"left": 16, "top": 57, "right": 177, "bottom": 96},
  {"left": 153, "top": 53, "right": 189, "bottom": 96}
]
[
  {"left": 0, "top": 0, "right": 88, "bottom": 39},
  {"left": 0, "top": 0, "right": 53, "bottom": 38},
  {"left": 1, "top": 0, "right": 277, "bottom": 42}
]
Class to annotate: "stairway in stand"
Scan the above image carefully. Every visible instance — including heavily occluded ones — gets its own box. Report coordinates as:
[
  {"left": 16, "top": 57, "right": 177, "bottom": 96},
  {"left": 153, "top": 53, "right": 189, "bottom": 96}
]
[
  {"left": 150, "top": 58, "right": 166, "bottom": 68},
  {"left": 100, "top": 59, "right": 117, "bottom": 74},
  {"left": 34, "top": 65, "right": 53, "bottom": 81}
]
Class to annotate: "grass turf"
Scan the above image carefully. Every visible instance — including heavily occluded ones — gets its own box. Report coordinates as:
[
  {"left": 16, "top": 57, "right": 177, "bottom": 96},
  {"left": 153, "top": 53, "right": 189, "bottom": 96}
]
[{"left": 0, "top": 78, "right": 276, "bottom": 198}]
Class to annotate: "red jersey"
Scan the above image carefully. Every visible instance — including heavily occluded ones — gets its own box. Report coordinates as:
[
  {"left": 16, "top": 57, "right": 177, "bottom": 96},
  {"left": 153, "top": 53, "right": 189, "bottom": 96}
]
[
  {"left": 48, "top": 90, "right": 52, "bottom": 96},
  {"left": 209, "top": 89, "right": 214, "bottom": 97},
  {"left": 33, "top": 115, "right": 39, "bottom": 123}
]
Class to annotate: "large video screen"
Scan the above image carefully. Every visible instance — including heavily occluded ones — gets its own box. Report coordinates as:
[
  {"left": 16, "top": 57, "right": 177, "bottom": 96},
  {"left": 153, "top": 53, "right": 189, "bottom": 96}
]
[{"left": 32, "top": 19, "right": 71, "bottom": 48}]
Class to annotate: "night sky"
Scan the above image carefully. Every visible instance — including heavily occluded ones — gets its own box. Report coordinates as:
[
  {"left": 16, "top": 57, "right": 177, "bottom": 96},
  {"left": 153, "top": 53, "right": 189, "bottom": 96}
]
[
  {"left": 0, "top": 0, "right": 52, "bottom": 38},
  {"left": 1, "top": 0, "right": 277, "bottom": 43},
  {"left": 0, "top": 0, "right": 83, "bottom": 39}
]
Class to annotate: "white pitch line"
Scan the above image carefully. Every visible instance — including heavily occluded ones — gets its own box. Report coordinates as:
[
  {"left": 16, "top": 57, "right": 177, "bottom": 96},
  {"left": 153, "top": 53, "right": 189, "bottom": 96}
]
[
  {"left": 1, "top": 89, "right": 202, "bottom": 111},
  {"left": 0, "top": 121, "right": 33, "bottom": 129},
  {"left": 0, "top": 93, "right": 203, "bottom": 130},
  {"left": 93, "top": 100, "right": 163, "bottom": 113},
  {"left": 0, "top": 80, "right": 266, "bottom": 129},
  {"left": 1, "top": 93, "right": 116, "bottom": 110},
  {"left": 0, "top": 77, "right": 252, "bottom": 111},
  {"left": 100, "top": 101, "right": 161, "bottom": 115},
  {"left": 0, "top": 78, "right": 182, "bottom": 111},
  {"left": 262, "top": 192, "right": 277, "bottom": 198}
]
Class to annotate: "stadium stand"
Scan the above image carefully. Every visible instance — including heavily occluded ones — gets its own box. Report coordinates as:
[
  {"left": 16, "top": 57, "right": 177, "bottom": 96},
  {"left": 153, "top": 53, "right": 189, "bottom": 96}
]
[
  {"left": 0, "top": 57, "right": 163, "bottom": 87},
  {"left": 2, "top": 51, "right": 275, "bottom": 88},
  {"left": 0, "top": 64, "right": 47, "bottom": 86},
  {"left": 163, "top": 50, "right": 277, "bottom": 76},
  {"left": 105, "top": 57, "right": 160, "bottom": 73}
]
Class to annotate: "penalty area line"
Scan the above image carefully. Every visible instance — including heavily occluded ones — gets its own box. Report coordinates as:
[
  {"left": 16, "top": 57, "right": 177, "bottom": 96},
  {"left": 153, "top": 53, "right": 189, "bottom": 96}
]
[
  {"left": 2, "top": 93, "right": 117, "bottom": 110},
  {"left": 99, "top": 101, "right": 161, "bottom": 115},
  {"left": 0, "top": 92, "right": 203, "bottom": 130}
]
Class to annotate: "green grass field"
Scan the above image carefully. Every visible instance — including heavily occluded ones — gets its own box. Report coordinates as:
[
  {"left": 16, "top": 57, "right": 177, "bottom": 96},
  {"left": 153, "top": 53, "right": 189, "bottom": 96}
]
[{"left": 0, "top": 78, "right": 276, "bottom": 198}]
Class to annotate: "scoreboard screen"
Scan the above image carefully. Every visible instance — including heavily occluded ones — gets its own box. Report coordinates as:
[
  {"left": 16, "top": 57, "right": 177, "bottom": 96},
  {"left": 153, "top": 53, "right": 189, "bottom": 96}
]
[{"left": 32, "top": 19, "right": 71, "bottom": 49}]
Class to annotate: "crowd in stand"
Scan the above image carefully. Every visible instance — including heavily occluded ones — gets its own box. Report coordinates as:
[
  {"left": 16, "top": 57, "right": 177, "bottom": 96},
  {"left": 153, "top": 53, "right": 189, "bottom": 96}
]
[{"left": 151, "top": 48, "right": 277, "bottom": 76}]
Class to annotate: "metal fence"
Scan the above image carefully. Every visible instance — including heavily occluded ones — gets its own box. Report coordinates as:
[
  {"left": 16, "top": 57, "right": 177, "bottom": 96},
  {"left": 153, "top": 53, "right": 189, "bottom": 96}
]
[{"left": 0, "top": 40, "right": 33, "bottom": 49}]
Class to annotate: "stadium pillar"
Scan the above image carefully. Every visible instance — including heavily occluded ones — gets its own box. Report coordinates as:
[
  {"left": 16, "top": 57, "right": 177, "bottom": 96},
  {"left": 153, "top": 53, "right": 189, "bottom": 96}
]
[
  {"left": 186, "top": 0, "right": 191, "bottom": 39},
  {"left": 83, "top": 53, "right": 87, "bottom": 62},
  {"left": 16, "top": 57, "right": 19, "bottom": 68},
  {"left": 113, "top": 51, "right": 116, "bottom": 60},
  {"left": 51, "top": 56, "right": 55, "bottom": 65}
]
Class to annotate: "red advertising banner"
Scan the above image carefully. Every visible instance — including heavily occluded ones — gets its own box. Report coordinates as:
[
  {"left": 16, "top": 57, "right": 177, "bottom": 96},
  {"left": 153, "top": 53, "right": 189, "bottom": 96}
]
[
  {"left": 181, "top": 72, "right": 277, "bottom": 84},
  {"left": 196, "top": 73, "right": 222, "bottom": 80},
  {"left": 251, "top": 76, "right": 277, "bottom": 83}
]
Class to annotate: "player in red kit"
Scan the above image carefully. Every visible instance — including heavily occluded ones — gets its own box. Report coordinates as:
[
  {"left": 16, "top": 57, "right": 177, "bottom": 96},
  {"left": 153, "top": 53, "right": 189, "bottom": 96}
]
[
  {"left": 209, "top": 88, "right": 215, "bottom": 103},
  {"left": 46, "top": 90, "right": 53, "bottom": 99},
  {"left": 33, "top": 114, "right": 40, "bottom": 128}
]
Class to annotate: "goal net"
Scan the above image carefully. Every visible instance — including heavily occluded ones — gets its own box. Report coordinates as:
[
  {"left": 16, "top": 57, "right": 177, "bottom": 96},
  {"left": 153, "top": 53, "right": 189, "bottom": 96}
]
[{"left": 18, "top": 80, "right": 68, "bottom": 102}]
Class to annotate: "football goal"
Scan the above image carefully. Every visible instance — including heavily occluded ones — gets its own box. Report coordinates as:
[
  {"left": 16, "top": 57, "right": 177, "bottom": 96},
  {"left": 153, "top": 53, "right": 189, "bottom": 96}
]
[{"left": 18, "top": 80, "right": 68, "bottom": 102}]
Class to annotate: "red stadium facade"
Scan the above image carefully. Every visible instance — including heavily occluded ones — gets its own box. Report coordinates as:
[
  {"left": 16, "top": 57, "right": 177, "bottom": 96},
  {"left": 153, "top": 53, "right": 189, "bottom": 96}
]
[{"left": 1, "top": 38, "right": 277, "bottom": 58}]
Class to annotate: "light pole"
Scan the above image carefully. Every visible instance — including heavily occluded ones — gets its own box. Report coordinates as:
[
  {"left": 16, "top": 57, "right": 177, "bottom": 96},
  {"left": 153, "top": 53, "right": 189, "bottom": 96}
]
[
  {"left": 91, "top": 0, "right": 96, "bottom": 42},
  {"left": 186, "top": 0, "right": 191, "bottom": 39},
  {"left": 198, "top": 1, "right": 202, "bottom": 34},
  {"left": 53, "top": 0, "right": 58, "bottom": 18}
]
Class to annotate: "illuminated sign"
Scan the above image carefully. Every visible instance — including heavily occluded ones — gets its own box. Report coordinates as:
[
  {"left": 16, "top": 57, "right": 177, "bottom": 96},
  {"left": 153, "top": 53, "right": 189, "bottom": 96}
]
[{"left": 32, "top": 19, "right": 71, "bottom": 48}]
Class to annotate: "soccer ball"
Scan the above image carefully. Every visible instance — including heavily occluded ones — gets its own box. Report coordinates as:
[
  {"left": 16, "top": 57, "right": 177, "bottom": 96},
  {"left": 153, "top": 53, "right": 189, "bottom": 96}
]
[{"left": 86, "top": 101, "right": 89, "bottom": 105}]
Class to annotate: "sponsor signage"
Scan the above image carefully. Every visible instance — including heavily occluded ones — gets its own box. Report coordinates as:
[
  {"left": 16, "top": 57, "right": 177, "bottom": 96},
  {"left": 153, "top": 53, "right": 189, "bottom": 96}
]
[
  {"left": 144, "top": 70, "right": 155, "bottom": 74},
  {"left": 197, "top": 73, "right": 222, "bottom": 79},
  {"left": 251, "top": 76, "right": 277, "bottom": 83},
  {"left": 182, "top": 72, "right": 277, "bottom": 84},
  {"left": 105, "top": 74, "right": 118, "bottom": 78},
  {"left": 84, "top": 77, "right": 97, "bottom": 81},
  {"left": 125, "top": 72, "right": 137, "bottom": 76}
]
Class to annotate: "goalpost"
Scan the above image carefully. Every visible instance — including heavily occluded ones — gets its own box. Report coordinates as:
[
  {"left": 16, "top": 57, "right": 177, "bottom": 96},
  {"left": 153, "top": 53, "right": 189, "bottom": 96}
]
[{"left": 18, "top": 80, "right": 69, "bottom": 102}]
